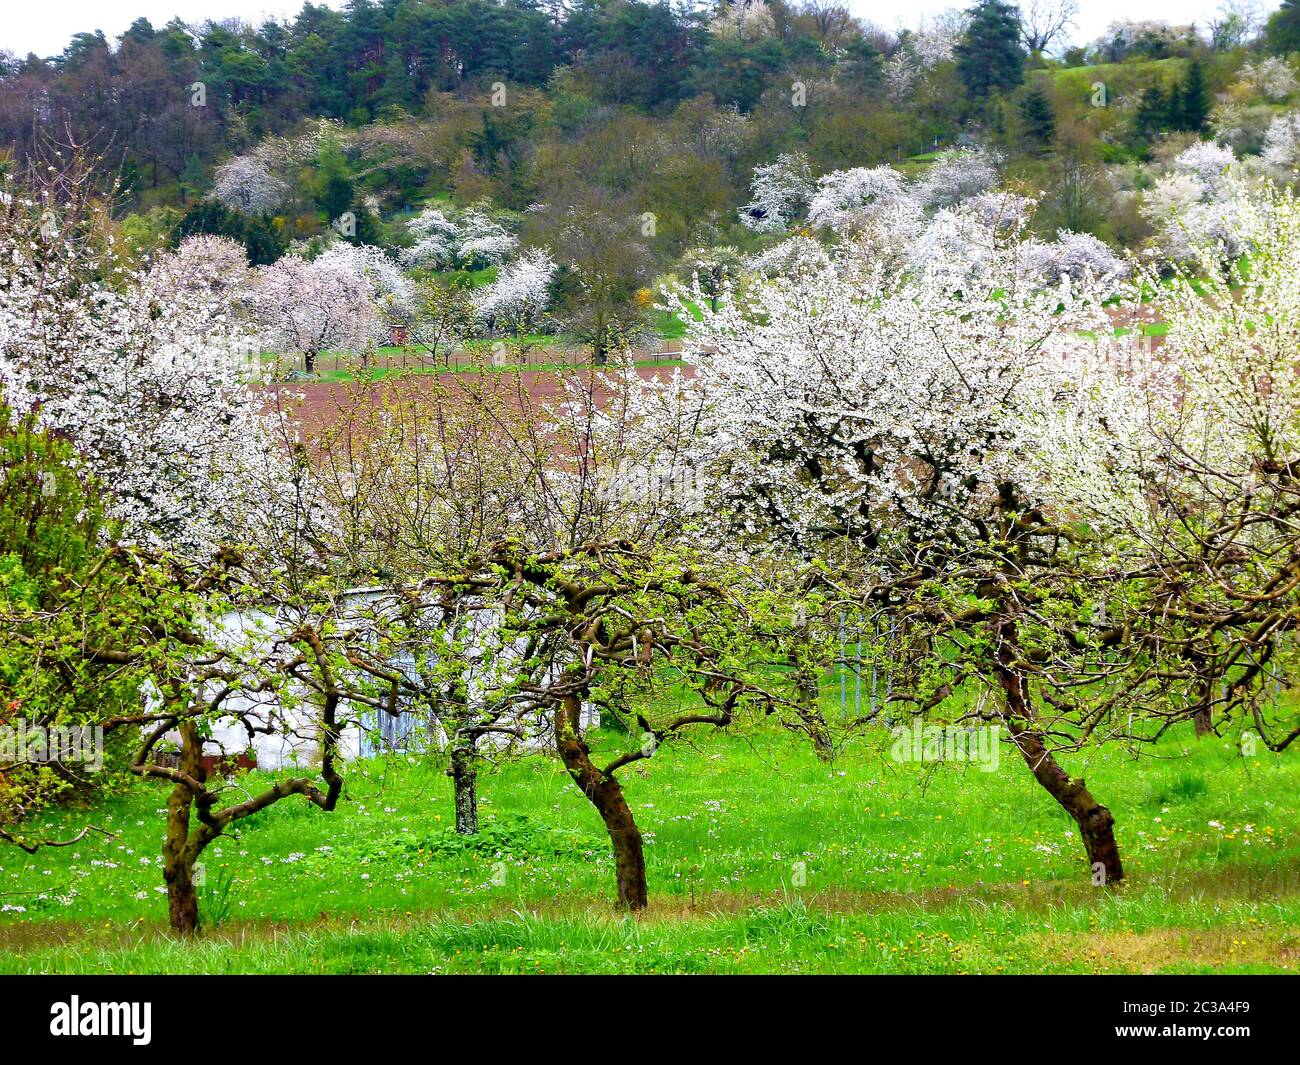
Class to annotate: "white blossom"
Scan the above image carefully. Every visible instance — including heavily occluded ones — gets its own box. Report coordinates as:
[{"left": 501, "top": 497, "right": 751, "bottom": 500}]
[
  {"left": 670, "top": 231, "right": 1134, "bottom": 559},
  {"left": 0, "top": 203, "right": 293, "bottom": 554},
  {"left": 455, "top": 208, "right": 518, "bottom": 268},
  {"left": 145, "top": 235, "right": 252, "bottom": 303},
  {"left": 807, "top": 166, "right": 915, "bottom": 233},
  {"left": 1143, "top": 146, "right": 1249, "bottom": 263},
  {"left": 252, "top": 256, "right": 377, "bottom": 369},
  {"left": 1171, "top": 141, "right": 1237, "bottom": 198},
  {"left": 745, "top": 235, "right": 833, "bottom": 279},
  {"left": 739, "top": 153, "right": 814, "bottom": 233},
  {"left": 962, "top": 191, "right": 1036, "bottom": 232},
  {"left": 313, "top": 241, "right": 416, "bottom": 325},
  {"left": 906, "top": 206, "right": 1000, "bottom": 288},
  {"left": 1018, "top": 230, "right": 1129, "bottom": 284},
  {"left": 402, "top": 207, "right": 460, "bottom": 269},
  {"left": 211, "top": 155, "right": 289, "bottom": 216},
  {"left": 474, "top": 247, "right": 556, "bottom": 332},
  {"left": 1121, "top": 183, "right": 1300, "bottom": 506},
  {"left": 711, "top": 0, "right": 776, "bottom": 40},
  {"left": 1239, "top": 57, "right": 1298, "bottom": 102},
  {"left": 1262, "top": 112, "right": 1300, "bottom": 178},
  {"left": 914, "top": 148, "right": 1000, "bottom": 209},
  {"left": 402, "top": 205, "right": 517, "bottom": 270}
]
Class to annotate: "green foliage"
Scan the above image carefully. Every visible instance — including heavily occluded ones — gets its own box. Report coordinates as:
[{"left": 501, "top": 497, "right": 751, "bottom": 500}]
[
  {"left": 173, "top": 200, "right": 288, "bottom": 265},
  {"left": 0, "top": 410, "right": 123, "bottom": 825},
  {"left": 0, "top": 407, "right": 206, "bottom": 834},
  {"left": 0, "top": 409, "right": 103, "bottom": 586},
  {"left": 1174, "top": 59, "right": 1211, "bottom": 134},
  {"left": 317, "top": 815, "right": 602, "bottom": 866},
  {"left": 197, "top": 864, "right": 239, "bottom": 929},
  {"left": 1017, "top": 83, "right": 1056, "bottom": 149},
  {"left": 1268, "top": 0, "right": 1300, "bottom": 55},
  {"left": 1127, "top": 59, "right": 1212, "bottom": 148},
  {"left": 956, "top": 0, "right": 1026, "bottom": 101}
]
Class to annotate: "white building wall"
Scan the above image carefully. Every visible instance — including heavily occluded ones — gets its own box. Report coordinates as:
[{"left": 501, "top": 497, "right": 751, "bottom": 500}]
[{"left": 176, "top": 591, "right": 599, "bottom": 771}]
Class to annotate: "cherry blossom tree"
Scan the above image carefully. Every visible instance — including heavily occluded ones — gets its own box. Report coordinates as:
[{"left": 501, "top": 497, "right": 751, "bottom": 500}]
[
  {"left": 1239, "top": 56, "right": 1297, "bottom": 102},
  {"left": 1018, "top": 229, "right": 1129, "bottom": 284},
  {"left": 456, "top": 207, "right": 518, "bottom": 269},
  {"left": 1172, "top": 141, "right": 1238, "bottom": 194},
  {"left": 252, "top": 256, "right": 378, "bottom": 376},
  {"left": 147, "top": 235, "right": 253, "bottom": 299},
  {"left": 1106, "top": 182, "right": 1300, "bottom": 748},
  {"left": 1262, "top": 112, "right": 1300, "bottom": 180},
  {"left": 677, "top": 245, "right": 745, "bottom": 312},
  {"left": 313, "top": 241, "right": 416, "bottom": 327},
  {"left": 671, "top": 228, "right": 1157, "bottom": 883},
  {"left": 402, "top": 204, "right": 518, "bottom": 271},
  {"left": 0, "top": 156, "right": 366, "bottom": 933},
  {"left": 211, "top": 154, "right": 289, "bottom": 216},
  {"left": 739, "top": 152, "right": 814, "bottom": 233},
  {"left": 806, "top": 165, "right": 915, "bottom": 233},
  {"left": 402, "top": 206, "right": 461, "bottom": 269},
  {"left": 913, "top": 147, "right": 1000, "bottom": 209},
  {"left": 963, "top": 191, "right": 1036, "bottom": 232},
  {"left": 746, "top": 235, "right": 833, "bottom": 279},
  {"left": 1143, "top": 143, "right": 1248, "bottom": 263},
  {"left": 0, "top": 168, "right": 294, "bottom": 556},
  {"left": 474, "top": 246, "right": 556, "bottom": 334},
  {"left": 884, "top": 17, "right": 962, "bottom": 102},
  {"left": 904, "top": 205, "right": 1001, "bottom": 288}
]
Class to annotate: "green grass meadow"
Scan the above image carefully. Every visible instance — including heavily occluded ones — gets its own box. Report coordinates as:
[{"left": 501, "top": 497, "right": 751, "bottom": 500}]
[{"left": 1, "top": 720, "right": 1296, "bottom": 974}]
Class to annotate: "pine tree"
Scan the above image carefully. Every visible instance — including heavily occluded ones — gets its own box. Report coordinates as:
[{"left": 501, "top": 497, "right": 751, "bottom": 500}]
[
  {"left": 1019, "top": 84, "right": 1056, "bottom": 149},
  {"left": 956, "top": 1, "right": 1026, "bottom": 101},
  {"left": 1167, "top": 81, "right": 1185, "bottom": 131},
  {"left": 1133, "top": 86, "right": 1171, "bottom": 143},
  {"left": 1267, "top": 0, "right": 1300, "bottom": 54},
  {"left": 1176, "top": 59, "right": 1210, "bottom": 134},
  {"left": 178, "top": 155, "right": 208, "bottom": 202}
]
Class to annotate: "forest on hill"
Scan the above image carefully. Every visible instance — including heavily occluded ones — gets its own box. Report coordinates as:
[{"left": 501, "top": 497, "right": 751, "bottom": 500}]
[{"left": 0, "top": 0, "right": 1298, "bottom": 366}]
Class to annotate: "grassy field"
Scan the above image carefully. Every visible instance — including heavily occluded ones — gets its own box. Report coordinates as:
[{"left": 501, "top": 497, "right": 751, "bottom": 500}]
[{"left": 1, "top": 724, "right": 1296, "bottom": 974}]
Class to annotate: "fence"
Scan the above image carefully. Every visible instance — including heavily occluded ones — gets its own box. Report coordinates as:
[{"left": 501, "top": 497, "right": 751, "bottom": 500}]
[{"left": 309, "top": 339, "right": 686, "bottom": 377}]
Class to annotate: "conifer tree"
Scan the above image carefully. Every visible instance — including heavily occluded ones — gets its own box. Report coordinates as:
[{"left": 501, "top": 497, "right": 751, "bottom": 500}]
[{"left": 956, "top": 1, "right": 1027, "bottom": 100}]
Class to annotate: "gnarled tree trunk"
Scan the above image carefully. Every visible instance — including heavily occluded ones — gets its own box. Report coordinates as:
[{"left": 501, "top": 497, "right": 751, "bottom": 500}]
[
  {"left": 554, "top": 694, "right": 647, "bottom": 910},
  {"left": 1005, "top": 713, "right": 1124, "bottom": 883},
  {"left": 995, "top": 623, "right": 1124, "bottom": 885},
  {"left": 162, "top": 722, "right": 208, "bottom": 936}
]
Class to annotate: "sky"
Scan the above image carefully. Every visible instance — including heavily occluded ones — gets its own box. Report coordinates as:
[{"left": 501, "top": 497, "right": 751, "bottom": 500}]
[{"left": 2, "top": 1, "right": 1284, "bottom": 61}]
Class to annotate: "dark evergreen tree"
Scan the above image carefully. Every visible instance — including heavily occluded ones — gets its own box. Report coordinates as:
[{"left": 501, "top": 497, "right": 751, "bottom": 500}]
[
  {"left": 242, "top": 215, "right": 289, "bottom": 266},
  {"left": 1018, "top": 83, "right": 1055, "bottom": 149},
  {"left": 1133, "top": 86, "right": 1171, "bottom": 143},
  {"left": 1175, "top": 59, "right": 1210, "bottom": 134},
  {"left": 172, "top": 201, "right": 287, "bottom": 265},
  {"left": 956, "top": 1, "right": 1026, "bottom": 101},
  {"left": 1267, "top": 0, "right": 1300, "bottom": 54},
  {"left": 320, "top": 172, "right": 355, "bottom": 222}
]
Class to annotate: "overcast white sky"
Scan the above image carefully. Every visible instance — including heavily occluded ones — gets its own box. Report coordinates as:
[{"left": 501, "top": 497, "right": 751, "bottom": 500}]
[{"left": 3, "top": 1, "right": 1284, "bottom": 60}]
